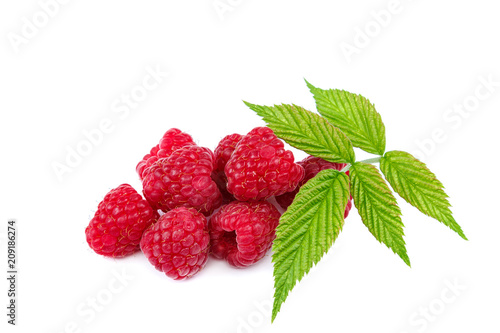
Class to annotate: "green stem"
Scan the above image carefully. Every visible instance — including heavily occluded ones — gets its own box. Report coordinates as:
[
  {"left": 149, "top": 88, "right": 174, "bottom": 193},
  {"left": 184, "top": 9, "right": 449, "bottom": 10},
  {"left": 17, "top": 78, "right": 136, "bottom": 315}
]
[
  {"left": 359, "top": 156, "right": 382, "bottom": 164},
  {"left": 340, "top": 156, "right": 382, "bottom": 173},
  {"left": 340, "top": 164, "right": 351, "bottom": 173}
]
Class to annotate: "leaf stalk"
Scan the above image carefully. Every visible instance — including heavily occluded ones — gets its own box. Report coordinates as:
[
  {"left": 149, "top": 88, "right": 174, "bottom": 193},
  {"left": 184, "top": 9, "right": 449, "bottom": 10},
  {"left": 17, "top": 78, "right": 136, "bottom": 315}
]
[{"left": 340, "top": 156, "right": 382, "bottom": 173}]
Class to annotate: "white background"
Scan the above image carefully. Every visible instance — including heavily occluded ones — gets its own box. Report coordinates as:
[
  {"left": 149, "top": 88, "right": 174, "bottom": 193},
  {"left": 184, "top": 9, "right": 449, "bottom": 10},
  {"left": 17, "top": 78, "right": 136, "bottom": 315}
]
[{"left": 1, "top": 1, "right": 499, "bottom": 332}]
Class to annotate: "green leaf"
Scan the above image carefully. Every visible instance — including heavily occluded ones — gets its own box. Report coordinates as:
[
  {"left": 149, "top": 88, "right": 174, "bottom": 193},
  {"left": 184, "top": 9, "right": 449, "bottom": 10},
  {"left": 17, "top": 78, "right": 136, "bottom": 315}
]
[
  {"left": 380, "top": 151, "right": 467, "bottom": 240},
  {"left": 306, "top": 80, "right": 386, "bottom": 155},
  {"left": 244, "top": 102, "right": 355, "bottom": 164},
  {"left": 350, "top": 162, "right": 411, "bottom": 266},
  {"left": 272, "top": 169, "right": 350, "bottom": 322}
]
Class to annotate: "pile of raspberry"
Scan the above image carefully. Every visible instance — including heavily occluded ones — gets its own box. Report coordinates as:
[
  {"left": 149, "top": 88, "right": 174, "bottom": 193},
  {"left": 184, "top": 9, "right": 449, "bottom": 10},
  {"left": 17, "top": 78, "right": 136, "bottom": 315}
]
[{"left": 85, "top": 127, "right": 352, "bottom": 280}]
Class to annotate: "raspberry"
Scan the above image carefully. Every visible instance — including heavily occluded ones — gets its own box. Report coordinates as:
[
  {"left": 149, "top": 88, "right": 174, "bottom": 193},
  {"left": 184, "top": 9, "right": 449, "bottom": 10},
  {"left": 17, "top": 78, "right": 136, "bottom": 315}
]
[
  {"left": 136, "top": 128, "right": 195, "bottom": 180},
  {"left": 142, "top": 145, "right": 222, "bottom": 215},
  {"left": 85, "top": 184, "right": 158, "bottom": 258},
  {"left": 275, "top": 156, "right": 353, "bottom": 218},
  {"left": 211, "top": 133, "right": 243, "bottom": 204},
  {"left": 140, "top": 207, "right": 210, "bottom": 280},
  {"left": 225, "top": 127, "right": 304, "bottom": 201},
  {"left": 208, "top": 201, "right": 280, "bottom": 268}
]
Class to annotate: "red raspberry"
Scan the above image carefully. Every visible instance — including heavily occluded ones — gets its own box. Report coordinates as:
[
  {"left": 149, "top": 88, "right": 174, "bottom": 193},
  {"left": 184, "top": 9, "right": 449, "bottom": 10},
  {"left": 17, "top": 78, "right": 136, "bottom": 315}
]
[
  {"left": 275, "top": 156, "right": 353, "bottom": 218},
  {"left": 136, "top": 128, "right": 195, "bottom": 180},
  {"left": 225, "top": 127, "right": 304, "bottom": 201},
  {"left": 142, "top": 145, "right": 222, "bottom": 215},
  {"left": 85, "top": 184, "right": 158, "bottom": 258},
  {"left": 211, "top": 133, "right": 243, "bottom": 204},
  {"left": 140, "top": 207, "right": 210, "bottom": 280},
  {"left": 208, "top": 201, "right": 280, "bottom": 268}
]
